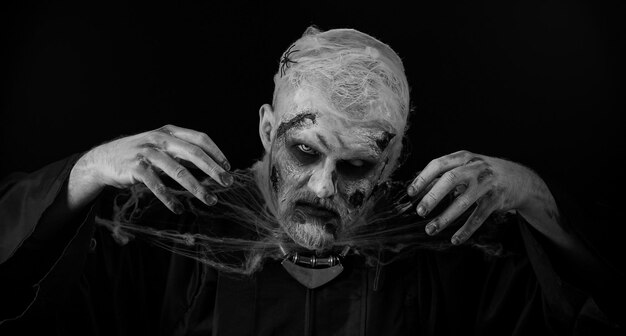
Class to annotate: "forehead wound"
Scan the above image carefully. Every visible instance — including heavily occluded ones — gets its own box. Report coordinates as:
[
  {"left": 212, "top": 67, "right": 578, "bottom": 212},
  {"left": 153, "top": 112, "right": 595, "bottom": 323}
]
[
  {"left": 375, "top": 131, "right": 396, "bottom": 151},
  {"left": 275, "top": 112, "right": 316, "bottom": 139},
  {"left": 348, "top": 120, "right": 398, "bottom": 153},
  {"left": 277, "top": 107, "right": 398, "bottom": 152}
]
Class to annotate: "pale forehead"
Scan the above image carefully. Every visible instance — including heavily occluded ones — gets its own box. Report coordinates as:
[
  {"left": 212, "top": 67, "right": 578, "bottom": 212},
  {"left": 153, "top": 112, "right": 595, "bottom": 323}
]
[
  {"left": 274, "top": 90, "right": 398, "bottom": 158},
  {"left": 278, "top": 87, "right": 398, "bottom": 135}
]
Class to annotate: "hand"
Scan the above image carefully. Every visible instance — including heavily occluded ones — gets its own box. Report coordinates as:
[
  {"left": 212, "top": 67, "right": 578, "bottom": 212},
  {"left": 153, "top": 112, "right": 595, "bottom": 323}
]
[
  {"left": 407, "top": 150, "right": 562, "bottom": 246},
  {"left": 70, "top": 124, "right": 232, "bottom": 214}
]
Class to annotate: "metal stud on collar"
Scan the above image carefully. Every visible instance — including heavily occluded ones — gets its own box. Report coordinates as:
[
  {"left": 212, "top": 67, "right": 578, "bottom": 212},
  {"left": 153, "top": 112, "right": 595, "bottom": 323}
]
[{"left": 280, "top": 246, "right": 351, "bottom": 289}]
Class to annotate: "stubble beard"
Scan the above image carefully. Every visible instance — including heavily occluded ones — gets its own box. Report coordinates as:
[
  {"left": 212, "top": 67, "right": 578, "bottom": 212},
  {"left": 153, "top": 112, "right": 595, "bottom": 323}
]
[{"left": 277, "top": 193, "right": 363, "bottom": 252}]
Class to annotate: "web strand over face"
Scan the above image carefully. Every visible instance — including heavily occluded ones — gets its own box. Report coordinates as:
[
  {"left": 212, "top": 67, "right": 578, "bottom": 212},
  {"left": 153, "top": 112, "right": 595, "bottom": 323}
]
[{"left": 95, "top": 168, "right": 509, "bottom": 275}]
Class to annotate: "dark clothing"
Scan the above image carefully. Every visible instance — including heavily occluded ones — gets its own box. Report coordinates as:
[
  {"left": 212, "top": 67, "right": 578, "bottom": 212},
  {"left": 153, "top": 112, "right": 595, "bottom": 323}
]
[{"left": 0, "top": 155, "right": 623, "bottom": 335}]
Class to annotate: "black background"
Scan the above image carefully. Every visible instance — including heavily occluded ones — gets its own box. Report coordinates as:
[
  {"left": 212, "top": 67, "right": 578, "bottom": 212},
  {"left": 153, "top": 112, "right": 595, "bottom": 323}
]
[
  {"left": 0, "top": 1, "right": 624, "bottom": 245},
  {"left": 1, "top": 0, "right": 625, "bottom": 330}
]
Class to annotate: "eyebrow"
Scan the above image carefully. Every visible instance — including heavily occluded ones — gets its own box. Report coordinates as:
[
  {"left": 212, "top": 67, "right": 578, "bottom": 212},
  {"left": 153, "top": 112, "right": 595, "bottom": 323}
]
[
  {"left": 343, "top": 149, "right": 382, "bottom": 163},
  {"left": 275, "top": 112, "right": 317, "bottom": 139}
]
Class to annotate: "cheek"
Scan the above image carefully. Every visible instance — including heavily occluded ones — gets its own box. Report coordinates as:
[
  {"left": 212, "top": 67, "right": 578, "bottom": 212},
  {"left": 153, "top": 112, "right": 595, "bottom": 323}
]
[
  {"left": 341, "top": 179, "right": 374, "bottom": 209},
  {"left": 271, "top": 143, "right": 309, "bottom": 196},
  {"left": 270, "top": 165, "right": 281, "bottom": 194},
  {"left": 338, "top": 160, "right": 385, "bottom": 209},
  {"left": 348, "top": 190, "right": 365, "bottom": 207}
]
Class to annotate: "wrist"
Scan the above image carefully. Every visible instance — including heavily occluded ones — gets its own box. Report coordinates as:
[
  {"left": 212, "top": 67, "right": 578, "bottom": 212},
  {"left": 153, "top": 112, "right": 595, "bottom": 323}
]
[
  {"left": 514, "top": 170, "right": 572, "bottom": 246},
  {"left": 516, "top": 166, "right": 553, "bottom": 214},
  {"left": 66, "top": 150, "right": 106, "bottom": 210}
]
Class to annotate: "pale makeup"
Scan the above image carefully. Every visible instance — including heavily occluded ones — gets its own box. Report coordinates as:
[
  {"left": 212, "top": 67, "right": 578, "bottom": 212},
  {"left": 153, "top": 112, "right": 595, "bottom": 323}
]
[{"left": 266, "top": 87, "right": 402, "bottom": 251}]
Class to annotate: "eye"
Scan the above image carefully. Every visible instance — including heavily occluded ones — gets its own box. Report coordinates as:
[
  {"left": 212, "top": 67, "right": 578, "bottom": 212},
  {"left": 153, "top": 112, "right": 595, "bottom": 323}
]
[
  {"left": 349, "top": 159, "right": 364, "bottom": 167},
  {"left": 289, "top": 143, "right": 320, "bottom": 165},
  {"left": 297, "top": 144, "right": 318, "bottom": 155},
  {"left": 337, "top": 159, "right": 375, "bottom": 178}
]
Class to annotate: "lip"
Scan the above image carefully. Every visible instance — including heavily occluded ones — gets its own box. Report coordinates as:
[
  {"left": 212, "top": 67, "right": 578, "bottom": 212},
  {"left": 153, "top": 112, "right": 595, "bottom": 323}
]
[{"left": 295, "top": 201, "right": 339, "bottom": 219}]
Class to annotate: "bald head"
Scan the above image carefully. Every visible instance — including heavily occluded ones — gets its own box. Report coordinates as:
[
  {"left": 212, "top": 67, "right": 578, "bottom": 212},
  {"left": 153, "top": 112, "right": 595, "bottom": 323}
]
[
  {"left": 272, "top": 27, "right": 410, "bottom": 137},
  {"left": 256, "top": 27, "right": 412, "bottom": 251}
]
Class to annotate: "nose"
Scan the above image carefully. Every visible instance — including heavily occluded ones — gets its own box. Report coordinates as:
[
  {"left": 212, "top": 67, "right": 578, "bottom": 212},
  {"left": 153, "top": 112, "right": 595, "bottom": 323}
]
[{"left": 307, "top": 159, "right": 337, "bottom": 199}]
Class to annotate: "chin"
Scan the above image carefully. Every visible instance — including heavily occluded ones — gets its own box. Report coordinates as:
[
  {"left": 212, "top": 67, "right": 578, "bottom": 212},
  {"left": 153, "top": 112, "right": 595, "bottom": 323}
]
[{"left": 282, "top": 217, "right": 337, "bottom": 252}]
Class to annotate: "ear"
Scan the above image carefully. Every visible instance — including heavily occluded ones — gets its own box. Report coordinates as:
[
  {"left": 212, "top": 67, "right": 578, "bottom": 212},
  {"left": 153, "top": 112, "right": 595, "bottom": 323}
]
[{"left": 258, "top": 104, "right": 275, "bottom": 152}]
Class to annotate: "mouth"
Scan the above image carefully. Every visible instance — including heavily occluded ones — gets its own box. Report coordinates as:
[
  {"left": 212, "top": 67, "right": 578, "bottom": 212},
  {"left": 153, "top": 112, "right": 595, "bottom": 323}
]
[{"left": 294, "top": 200, "right": 340, "bottom": 221}]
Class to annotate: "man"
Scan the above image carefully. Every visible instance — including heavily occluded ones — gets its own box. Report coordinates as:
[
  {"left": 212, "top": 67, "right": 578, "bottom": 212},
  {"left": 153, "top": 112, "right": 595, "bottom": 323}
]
[{"left": 0, "top": 27, "right": 621, "bottom": 335}]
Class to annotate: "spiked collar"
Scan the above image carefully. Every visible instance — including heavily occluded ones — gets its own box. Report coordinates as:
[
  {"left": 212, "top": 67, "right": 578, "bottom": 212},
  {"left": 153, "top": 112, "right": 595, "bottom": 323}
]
[{"left": 279, "top": 245, "right": 351, "bottom": 289}]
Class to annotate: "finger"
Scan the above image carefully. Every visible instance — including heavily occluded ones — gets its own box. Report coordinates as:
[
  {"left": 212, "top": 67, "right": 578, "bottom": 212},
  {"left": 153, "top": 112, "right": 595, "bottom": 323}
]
[
  {"left": 424, "top": 185, "right": 489, "bottom": 236},
  {"left": 407, "top": 150, "right": 474, "bottom": 197},
  {"left": 146, "top": 149, "right": 218, "bottom": 206},
  {"left": 412, "top": 177, "right": 439, "bottom": 202},
  {"left": 416, "top": 167, "right": 470, "bottom": 217},
  {"left": 450, "top": 191, "right": 500, "bottom": 245},
  {"left": 134, "top": 159, "right": 184, "bottom": 214},
  {"left": 159, "top": 124, "right": 230, "bottom": 171},
  {"left": 158, "top": 135, "right": 233, "bottom": 188}
]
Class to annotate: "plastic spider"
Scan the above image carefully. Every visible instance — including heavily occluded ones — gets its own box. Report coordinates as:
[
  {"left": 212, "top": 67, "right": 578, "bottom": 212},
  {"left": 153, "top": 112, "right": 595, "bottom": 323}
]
[{"left": 279, "top": 44, "right": 300, "bottom": 77}]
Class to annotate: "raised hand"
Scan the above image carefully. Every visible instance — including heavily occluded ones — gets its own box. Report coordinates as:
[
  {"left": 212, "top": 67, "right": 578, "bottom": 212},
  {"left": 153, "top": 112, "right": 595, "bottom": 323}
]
[
  {"left": 70, "top": 124, "right": 232, "bottom": 214},
  {"left": 407, "top": 150, "right": 563, "bottom": 246}
]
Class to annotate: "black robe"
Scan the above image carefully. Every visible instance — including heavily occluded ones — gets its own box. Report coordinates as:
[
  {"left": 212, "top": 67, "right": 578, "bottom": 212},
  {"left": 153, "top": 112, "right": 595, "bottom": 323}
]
[{"left": 0, "top": 155, "right": 623, "bottom": 335}]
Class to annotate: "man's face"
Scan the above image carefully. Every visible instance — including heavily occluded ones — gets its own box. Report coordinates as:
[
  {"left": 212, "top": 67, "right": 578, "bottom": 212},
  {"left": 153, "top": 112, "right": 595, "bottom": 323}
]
[{"left": 265, "top": 86, "right": 400, "bottom": 251}]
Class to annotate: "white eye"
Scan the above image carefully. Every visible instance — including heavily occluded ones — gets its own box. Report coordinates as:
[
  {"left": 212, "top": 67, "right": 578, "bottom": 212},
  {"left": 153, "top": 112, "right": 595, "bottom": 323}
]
[
  {"left": 297, "top": 144, "right": 317, "bottom": 154},
  {"left": 349, "top": 159, "right": 364, "bottom": 167}
]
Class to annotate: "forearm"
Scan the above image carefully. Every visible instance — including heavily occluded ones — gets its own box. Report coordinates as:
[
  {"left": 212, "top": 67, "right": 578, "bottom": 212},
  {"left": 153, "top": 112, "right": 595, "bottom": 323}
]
[
  {"left": 516, "top": 177, "right": 571, "bottom": 249},
  {"left": 66, "top": 150, "right": 106, "bottom": 212},
  {"left": 0, "top": 154, "right": 100, "bottom": 324},
  {"left": 0, "top": 153, "right": 95, "bottom": 263},
  {"left": 30, "top": 151, "right": 104, "bottom": 232},
  {"left": 517, "top": 175, "right": 603, "bottom": 286}
]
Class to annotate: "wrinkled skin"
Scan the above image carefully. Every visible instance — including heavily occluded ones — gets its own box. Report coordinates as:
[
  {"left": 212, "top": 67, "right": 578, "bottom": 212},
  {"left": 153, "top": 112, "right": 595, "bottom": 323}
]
[
  {"left": 68, "top": 125, "right": 232, "bottom": 213},
  {"left": 259, "top": 87, "right": 400, "bottom": 251},
  {"left": 67, "top": 87, "right": 571, "bottom": 256},
  {"left": 258, "top": 85, "right": 573, "bottom": 253},
  {"left": 407, "top": 150, "right": 572, "bottom": 249},
  {"left": 69, "top": 101, "right": 570, "bottom": 255}
]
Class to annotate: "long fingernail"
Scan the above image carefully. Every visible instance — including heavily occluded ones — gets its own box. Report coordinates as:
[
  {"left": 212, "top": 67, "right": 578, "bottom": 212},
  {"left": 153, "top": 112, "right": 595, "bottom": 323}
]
[
  {"left": 220, "top": 172, "right": 233, "bottom": 186},
  {"left": 205, "top": 194, "right": 217, "bottom": 206},
  {"left": 425, "top": 222, "right": 438, "bottom": 235},
  {"left": 222, "top": 160, "right": 231, "bottom": 171}
]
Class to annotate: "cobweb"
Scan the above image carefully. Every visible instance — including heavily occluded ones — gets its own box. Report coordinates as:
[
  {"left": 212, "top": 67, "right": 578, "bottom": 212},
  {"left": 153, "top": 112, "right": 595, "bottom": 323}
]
[{"left": 95, "top": 168, "right": 507, "bottom": 275}]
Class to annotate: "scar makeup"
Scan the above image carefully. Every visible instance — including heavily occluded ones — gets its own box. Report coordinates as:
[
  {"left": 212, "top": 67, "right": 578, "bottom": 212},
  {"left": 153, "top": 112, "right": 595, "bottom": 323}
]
[
  {"left": 375, "top": 131, "right": 396, "bottom": 152},
  {"left": 348, "top": 190, "right": 365, "bottom": 207},
  {"left": 275, "top": 113, "right": 317, "bottom": 140}
]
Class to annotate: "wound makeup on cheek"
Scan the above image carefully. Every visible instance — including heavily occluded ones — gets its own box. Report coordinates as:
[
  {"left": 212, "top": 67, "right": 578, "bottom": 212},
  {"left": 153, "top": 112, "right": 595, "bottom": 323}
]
[
  {"left": 270, "top": 165, "right": 281, "bottom": 193},
  {"left": 275, "top": 113, "right": 317, "bottom": 139},
  {"left": 348, "top": 190, "right": 365, "bottom": 207}
]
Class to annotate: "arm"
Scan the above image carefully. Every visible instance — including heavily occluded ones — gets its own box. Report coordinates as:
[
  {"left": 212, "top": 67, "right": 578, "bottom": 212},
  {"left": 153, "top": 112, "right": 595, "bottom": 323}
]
[
  {"left": 51, "top": 124, "right": 234, "bottom": 220},
  {"left": 0, "top": 124, "right": 233, "bottom": 325},
  {"left": 511, "top": 168, "right": 603, "bottom": 278},
  {"left": 407, "top": 151, "right": 590, "bottom": 259},
  {"left": 406, "top": 150, "right": 623, "bottom": 326},
  {"left": 1, "top": 124, "right": 233, "bottom": 263}
]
